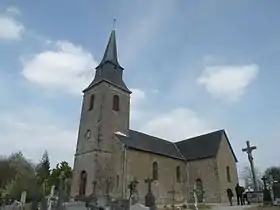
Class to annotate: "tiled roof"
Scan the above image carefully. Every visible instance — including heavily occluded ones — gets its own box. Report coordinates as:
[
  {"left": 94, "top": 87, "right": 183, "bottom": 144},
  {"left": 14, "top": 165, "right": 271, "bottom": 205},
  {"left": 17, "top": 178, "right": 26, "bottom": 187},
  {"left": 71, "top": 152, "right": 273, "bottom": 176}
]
[
  {"left": 116, "top": 129, "right": 237, "bottom": 162},
  {"left": 117, "top": 130, "right": 185, "bottom": 160}
]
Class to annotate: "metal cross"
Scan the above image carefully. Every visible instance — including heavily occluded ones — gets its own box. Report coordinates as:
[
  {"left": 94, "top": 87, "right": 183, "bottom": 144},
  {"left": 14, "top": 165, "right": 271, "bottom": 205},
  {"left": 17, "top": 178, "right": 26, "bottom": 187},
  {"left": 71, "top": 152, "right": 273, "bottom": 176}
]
[{"left": 242, "top": 140, "right": 258, "bottom": 191}]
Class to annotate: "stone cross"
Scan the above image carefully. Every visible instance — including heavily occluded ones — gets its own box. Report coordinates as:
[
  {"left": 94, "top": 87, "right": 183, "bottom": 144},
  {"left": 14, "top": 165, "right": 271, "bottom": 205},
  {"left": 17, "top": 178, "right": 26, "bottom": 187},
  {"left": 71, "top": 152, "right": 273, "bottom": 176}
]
[
  {"left": 145, "top": 178, "right": 153, "bottom": 193},
  {"left": 242, "top": 140, "right": 258, "bottom": 191},
  {"left": 262, "top": 176, "right": 268, "bottom": 190}
]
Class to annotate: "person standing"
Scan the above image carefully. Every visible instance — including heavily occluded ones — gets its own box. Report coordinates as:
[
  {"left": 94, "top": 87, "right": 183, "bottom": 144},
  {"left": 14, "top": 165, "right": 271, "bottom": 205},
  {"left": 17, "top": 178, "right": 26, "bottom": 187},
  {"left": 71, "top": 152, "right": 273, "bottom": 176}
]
[
  {"left": 235, "top": 183, "right": 243, "bottom": 205},
  {"left": 226, "top": 188, "right": 234, "bottom": 206}
]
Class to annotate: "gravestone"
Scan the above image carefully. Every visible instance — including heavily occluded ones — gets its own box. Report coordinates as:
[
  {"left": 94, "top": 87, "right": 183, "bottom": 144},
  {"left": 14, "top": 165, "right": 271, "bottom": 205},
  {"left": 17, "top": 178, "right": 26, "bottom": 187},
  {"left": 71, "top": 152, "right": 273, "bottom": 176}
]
[
  {"left": 31, "top": 187, "right": 39, "bottom": 210},
  {"left": 131, "top": 203, "right": 149, "bottom": 210},
  {"left": 261, "top": 176, "right": 273, "bottom": 205},
  {"left": 272, "top": 182, "right": 280, "bottom": 205},
  {"left": 20, "top": 191, "right": 26, "bottom": 207},
  {"left": 64, "top": 201, "right": 87, "bottom": 210},
  {"left": 144, "top": 178, "right": 156, "bottom": 210}
]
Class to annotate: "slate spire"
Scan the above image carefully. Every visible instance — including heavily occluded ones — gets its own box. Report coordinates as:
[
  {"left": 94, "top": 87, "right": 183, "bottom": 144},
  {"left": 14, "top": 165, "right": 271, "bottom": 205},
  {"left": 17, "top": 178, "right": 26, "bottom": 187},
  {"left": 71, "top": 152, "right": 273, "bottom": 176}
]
[
  {"left": 96, "top": 30, "right": 123, "bottom": 69},
  {"left": 83, "top": 30, "right": 131, "bottom": 93}
]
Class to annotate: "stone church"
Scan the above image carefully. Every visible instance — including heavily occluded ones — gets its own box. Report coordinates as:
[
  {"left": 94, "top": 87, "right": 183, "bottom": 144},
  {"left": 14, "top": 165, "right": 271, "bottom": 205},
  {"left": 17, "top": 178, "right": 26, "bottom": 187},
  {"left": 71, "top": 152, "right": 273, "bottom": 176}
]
[{"left": 70, "top": 30, "right": 239, "bottom": 204}]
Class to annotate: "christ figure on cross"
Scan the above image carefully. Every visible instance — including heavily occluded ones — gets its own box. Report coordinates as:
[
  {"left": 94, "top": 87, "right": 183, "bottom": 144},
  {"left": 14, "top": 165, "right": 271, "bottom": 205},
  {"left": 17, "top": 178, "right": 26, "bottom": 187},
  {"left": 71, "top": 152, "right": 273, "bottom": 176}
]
[{"left": 242, "top": 140, "right": 257, "bottom": 191}]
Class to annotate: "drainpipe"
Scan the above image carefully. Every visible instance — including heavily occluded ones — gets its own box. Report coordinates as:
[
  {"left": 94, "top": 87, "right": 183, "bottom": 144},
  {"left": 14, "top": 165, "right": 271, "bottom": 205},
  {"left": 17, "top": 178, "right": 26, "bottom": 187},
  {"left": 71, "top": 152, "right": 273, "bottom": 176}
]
[{"left": 122, "top": 145, "right": 127, "bottom": 199}]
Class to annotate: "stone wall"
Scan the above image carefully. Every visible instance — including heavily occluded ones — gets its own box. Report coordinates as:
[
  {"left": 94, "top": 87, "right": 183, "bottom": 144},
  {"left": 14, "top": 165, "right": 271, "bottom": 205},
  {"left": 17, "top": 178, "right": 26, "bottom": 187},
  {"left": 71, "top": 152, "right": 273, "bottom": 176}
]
[
  {"left": 125, "top": 149, "right": 187, "bottom": 205},
  {"left": 186, "top": 158, "right": 220, "bottom": 203},
  {"left": 216, "top": 134, "right": 239, "bottom": 203}
]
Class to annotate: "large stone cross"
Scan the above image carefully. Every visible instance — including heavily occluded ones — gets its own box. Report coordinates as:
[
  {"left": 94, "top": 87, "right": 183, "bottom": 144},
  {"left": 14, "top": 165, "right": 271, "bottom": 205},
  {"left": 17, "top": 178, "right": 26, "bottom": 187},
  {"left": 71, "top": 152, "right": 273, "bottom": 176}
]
[
  {"left": 145, "top": 178, "right": 153, "bottom": 193},
  {"left": 242, "top": 140, "right": 258, "bottom": 191}
]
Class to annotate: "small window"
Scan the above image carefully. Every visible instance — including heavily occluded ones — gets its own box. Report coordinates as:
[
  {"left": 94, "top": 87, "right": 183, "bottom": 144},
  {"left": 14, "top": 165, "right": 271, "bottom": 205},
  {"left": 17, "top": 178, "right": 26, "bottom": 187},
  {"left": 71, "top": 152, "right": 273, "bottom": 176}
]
[
  {"left": 113, "top": 95, "right": 120, "bottom": 111},
  {"left": 89, "top": 94, "right": 95, "bottom": 111},
  {"left": 152, "top": 161, "right": 158, "bottom": 181},
  {"left": 176, "top": 166, "right": 181, "bottom": 183},
  {"left": 226, "top": 166, "right": 231, "bottom": 182}
]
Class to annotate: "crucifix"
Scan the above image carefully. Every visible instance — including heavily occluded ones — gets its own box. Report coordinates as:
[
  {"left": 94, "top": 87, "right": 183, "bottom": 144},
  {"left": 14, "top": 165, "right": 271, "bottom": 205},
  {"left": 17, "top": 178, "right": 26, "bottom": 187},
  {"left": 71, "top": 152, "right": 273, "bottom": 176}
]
[{"left": 242, "top": 140, "right": 257, "bottom": 191}]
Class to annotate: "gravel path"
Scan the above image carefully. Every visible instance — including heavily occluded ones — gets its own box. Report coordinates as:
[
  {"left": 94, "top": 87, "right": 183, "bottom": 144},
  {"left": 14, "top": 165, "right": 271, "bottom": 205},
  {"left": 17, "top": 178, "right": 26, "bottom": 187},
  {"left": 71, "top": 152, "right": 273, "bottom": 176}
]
[{"left": 210, "top": 204, "right": 255, "bottom": 210}]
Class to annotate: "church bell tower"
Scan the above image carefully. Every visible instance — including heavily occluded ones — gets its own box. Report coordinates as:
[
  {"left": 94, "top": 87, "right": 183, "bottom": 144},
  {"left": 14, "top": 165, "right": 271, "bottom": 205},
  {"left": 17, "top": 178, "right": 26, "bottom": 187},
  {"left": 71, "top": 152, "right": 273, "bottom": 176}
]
[{"left": 70, "top": 30, "right": 131, "bottom": 198}]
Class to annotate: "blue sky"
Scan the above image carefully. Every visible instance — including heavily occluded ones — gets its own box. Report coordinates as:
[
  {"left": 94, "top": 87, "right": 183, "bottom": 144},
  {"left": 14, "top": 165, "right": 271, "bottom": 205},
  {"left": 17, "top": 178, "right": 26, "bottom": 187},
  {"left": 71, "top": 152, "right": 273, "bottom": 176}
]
[{"left": 0, "top": 0, "right": 279, "bottom": 177}]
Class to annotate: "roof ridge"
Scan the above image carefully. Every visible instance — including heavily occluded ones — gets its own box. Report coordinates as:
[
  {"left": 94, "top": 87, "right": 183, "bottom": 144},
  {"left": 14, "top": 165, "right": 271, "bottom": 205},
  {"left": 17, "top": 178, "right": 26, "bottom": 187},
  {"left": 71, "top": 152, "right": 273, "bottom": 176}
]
[
  {"left": 175, "top": 129, "right": 224, "bottom": 144},
  {"left": 172, "top": 142, "right": 186, "bottom": 160},
  {"left": 129, "top": 129, "right": 173, "bottom": 143}
]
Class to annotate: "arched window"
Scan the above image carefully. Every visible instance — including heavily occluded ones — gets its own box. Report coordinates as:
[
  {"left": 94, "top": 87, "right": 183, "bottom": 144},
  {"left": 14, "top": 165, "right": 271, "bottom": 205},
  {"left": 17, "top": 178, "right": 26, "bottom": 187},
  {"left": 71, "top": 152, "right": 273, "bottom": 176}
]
[
  {"left": 176, "top": 166, "right": 181, "bottom": 183},
  {"left": 112, "top": 95, "right": 120, "bottom": 111},
  {"left": 226, "top": 166, "right": 231, "bottom": 182},
  {"left": 79, "top": 170, "right": 87, "bottom": 196},
  {"left": 89, "top": 94, "right": 95, "bottom": 111},
  {"left": 152, "top": 161, "right": 158, "bottom": 181}
]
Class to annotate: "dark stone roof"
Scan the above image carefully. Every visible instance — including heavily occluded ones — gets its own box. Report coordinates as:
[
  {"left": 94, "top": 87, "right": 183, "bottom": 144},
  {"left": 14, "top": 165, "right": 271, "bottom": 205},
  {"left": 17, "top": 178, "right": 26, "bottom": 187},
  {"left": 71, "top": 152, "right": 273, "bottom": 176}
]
[
  {"left": 176, "top": 130, "right": 237, "bottom": 162},
  {"left": 116, "top": 129, "right": 237, "bottom": 162},
  {"left": 83, "top": 30, "right": 131, "bottom": 93},
  {"left": 116, "top": 130, "right": 185, "bottom": 160}
]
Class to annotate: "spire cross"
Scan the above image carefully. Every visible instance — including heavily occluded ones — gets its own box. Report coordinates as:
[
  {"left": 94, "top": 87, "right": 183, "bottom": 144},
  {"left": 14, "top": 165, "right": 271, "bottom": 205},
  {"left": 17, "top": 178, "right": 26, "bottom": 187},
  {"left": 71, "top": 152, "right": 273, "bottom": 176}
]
[{"left": 113, "top": 18, "right": 116, "bottom": 30}]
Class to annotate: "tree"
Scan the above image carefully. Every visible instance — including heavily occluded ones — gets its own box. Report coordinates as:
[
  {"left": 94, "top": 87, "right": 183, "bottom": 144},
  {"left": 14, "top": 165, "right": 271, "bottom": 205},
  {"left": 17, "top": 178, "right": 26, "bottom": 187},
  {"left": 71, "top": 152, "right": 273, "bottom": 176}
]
[
  {"left": 0, "top": 152, "right": 37, "bottom": 202},
  {"left": 264, "top": 166, "right": 280, "bottom": 182},
  {"left": 48, "top": 161, "right": 72, "bottom": 189},
  {"left": 240, "top": 166, "right": 263, "bottom": 190},
  {"left": 36, "top": 151, "right": 51, "bottom": 184}
]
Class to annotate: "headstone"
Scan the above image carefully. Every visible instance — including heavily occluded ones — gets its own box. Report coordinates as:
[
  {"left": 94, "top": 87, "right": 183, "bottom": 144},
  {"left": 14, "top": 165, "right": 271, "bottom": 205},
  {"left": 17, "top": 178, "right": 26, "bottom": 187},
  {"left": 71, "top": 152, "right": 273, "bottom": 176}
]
[
  {"left": 41, "top": 197, "right": 48, "bottom": 210},
  {"left": 144, "top": 178, "right": 156, "bottom": 210},
  {"left": 130, "top": 203, "right": 149, "bottom": 210},
  {"left": 31, "top": 188, "right": 39, "bottom": 210},
  {"left": 20, "top": 191, "right": 27, "bottom": 206},
  {"left": 261, "top": 176, "right": 273, "bottom": 205},
  {"left": 272, "top": 182, "right": 280, "bottom": 205},
  {"left": 64, "top": 201, "right": 87, "bottom": 210}
]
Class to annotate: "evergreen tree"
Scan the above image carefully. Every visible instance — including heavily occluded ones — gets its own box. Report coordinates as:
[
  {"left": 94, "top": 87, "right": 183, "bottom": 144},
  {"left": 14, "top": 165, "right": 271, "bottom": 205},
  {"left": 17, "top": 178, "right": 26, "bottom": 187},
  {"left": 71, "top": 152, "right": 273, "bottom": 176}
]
[{"left": 36, "top": 151, "right": 51, "bottom": 184}]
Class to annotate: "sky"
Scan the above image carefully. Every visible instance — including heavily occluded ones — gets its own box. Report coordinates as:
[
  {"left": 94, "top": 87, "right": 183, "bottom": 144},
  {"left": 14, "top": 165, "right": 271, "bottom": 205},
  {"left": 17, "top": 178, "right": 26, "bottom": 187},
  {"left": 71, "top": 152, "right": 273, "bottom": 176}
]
[{"left": 0, "top": 0, "right": 279, "bottom": 175}]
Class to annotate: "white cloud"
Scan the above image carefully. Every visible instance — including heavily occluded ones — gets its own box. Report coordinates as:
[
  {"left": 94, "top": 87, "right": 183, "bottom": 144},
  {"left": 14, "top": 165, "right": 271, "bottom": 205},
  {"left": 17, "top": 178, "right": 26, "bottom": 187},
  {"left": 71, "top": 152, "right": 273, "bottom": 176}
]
[
  {"left": 0, "top": 7, "right": 24, "bottom": 40},
  {"left": 198, "top": 64, "right": 259, "bottom": 102},
  {"left": 21, "top": 41, "right": 98, "bottom": 95},
  {"left": 5, "top": 7, "right": 21, "bottom": 16},
  {"left": 139, "top": 108, "right": 214, "bottom": 141},
  {"left": 0, "top": 108, "right": 77, "bottom": 167}
]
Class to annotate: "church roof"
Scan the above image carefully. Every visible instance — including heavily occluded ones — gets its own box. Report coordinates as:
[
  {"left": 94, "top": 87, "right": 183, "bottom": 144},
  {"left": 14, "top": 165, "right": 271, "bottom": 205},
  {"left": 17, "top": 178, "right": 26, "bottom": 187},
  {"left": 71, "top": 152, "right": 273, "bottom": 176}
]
[
  {"left": 117, "top": 130, "right": 185, "bottom": 160},
  {"left": 83, "top": 30, "right": 131, "bottom": 93},
  {"left": 175, "top": 129, "right": 237, "bottom": 162},
  {"left": 116, "top": 129, "right": 238, "bottom": 162}
]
